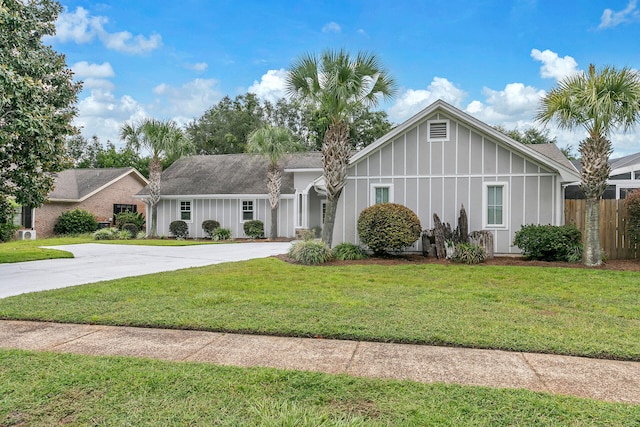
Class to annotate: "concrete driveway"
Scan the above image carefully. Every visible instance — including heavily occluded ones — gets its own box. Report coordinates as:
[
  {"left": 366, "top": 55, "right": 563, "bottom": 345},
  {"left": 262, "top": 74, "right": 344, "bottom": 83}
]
[{"left": 0, "top": 242, "right": 291, "bottom": 298}]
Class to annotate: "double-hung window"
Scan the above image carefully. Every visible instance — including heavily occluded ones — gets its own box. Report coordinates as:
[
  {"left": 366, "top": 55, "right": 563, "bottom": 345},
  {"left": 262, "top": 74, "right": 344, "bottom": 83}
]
[
  {"left": 242, "top": 200, "right": 254, "bottom": 221},
  {"left": 180, "top": 201, "right": 192, "bottom": 221},
  {"left": 484, "top": 183, "right": 507, "bottom": 228}
]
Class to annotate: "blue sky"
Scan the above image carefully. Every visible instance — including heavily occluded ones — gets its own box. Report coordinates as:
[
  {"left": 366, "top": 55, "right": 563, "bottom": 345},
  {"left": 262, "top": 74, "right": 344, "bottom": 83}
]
[{"left": 47, "top": 0, "right": 640, "bottom": 156}]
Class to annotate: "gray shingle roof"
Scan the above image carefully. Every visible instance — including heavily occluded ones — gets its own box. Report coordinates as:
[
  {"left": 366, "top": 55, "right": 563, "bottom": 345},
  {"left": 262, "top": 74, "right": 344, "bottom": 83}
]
[
  {"left": 528, "top": 144, "right": 577, "bottom": 172},
  {"left": 138, "top": 152, "right": 323, "bottom": 196},
  {"left": 49, "top": 168, "right": 145, "bottom": 201}
]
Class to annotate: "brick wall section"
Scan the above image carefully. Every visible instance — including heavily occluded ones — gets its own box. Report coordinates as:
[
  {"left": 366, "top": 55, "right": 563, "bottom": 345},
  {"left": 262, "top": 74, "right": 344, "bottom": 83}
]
[{"left": 34, "top": 174, "right": 147, "bottom": 237}]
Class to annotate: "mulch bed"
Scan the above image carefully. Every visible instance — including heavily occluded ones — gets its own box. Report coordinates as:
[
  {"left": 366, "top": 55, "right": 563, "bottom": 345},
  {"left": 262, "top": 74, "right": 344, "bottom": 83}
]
[{"left": 275, "top": 253, "right": 640, "bottom": 271}]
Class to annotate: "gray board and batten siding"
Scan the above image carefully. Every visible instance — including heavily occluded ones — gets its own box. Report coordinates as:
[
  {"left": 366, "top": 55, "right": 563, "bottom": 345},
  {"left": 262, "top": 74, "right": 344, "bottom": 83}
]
[
  {"left": 329, "top": 101, "right": 579, "bottom": 254},
  {"left": 142, "top": 153, "right": 321, "bottom": 239}
]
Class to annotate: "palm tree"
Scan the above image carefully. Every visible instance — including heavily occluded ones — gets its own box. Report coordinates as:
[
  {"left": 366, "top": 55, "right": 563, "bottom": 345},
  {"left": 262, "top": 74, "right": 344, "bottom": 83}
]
[
  {"left": 120, "top": 118, "right": 194, "bottom": 237},
  {"left": 247, "top": 126, "right": 302, "bottom": 239},
  {"left": 286, "top": 49, "right": 396, "bottom": 246},
  {"left": 537, "top": 64, "right": 640, "bottom": 266}
]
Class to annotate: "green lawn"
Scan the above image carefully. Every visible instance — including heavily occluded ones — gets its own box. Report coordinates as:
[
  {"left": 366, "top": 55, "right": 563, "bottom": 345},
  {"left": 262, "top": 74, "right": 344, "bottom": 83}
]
[
  {"left": 2, "top": 349, "right": 638, "bottom": 426},
  {"left": 0, "top": 236, "right": 224, "bottom": 263},
  {"left": 1, "top": 258, "right": 638, "bottom": 360}
]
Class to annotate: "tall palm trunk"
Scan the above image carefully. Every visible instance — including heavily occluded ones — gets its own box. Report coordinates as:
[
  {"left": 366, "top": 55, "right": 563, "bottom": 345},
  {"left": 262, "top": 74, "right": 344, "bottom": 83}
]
[
  {"left": 321, "top": 120, "right": 350, "bottom": 246},
  {"left": 148, "top": 158, "right": 162, "bottom": 237},
  {"left": 266, "top": 164, "right": 281, "bottom": 240},
  {"left": 579, "top": 136, "right": 612, "bottom": 266}
]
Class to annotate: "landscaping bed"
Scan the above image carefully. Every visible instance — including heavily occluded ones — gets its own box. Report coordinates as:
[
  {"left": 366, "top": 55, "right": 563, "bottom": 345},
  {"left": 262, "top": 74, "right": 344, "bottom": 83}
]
[{"left": 278, "top": 253, "right": 640, "bottom": 271}]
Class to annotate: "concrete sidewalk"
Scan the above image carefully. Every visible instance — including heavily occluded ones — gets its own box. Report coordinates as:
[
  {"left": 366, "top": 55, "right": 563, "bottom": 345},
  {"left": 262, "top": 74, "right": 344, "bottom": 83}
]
[{"left": 1, "top": 320, "right": 638, "bottom": 405}]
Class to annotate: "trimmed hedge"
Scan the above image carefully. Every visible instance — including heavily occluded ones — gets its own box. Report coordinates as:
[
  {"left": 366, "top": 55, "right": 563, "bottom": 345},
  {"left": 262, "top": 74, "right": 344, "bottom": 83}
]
[
  {"left": 202, "top": 220, "right": 220, "bottom": 239},
  {"left": 169, "top": 220, "right": 189, "bottom": 240},
  {"left": 357, "top": 203, "right": 421, "bottom": 255},
  {"left": 513, "top": 224, "right": 582, "bottom": 262},
  {"left": 53, "top": 209, "right": 98, "bottom": 235}
]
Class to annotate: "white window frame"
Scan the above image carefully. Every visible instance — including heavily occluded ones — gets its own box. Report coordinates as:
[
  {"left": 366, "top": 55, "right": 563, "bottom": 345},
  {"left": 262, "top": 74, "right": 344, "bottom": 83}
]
[
  {"left": 241, "top": 199, "right": 255, "bottom": 222},
  {"left": 179, "top": 200, "right": 193, "bottom": 223},
  {"left": 483, "top": 182, "right": 508, "bottom": 229},
  {"left": 370, "top": 184, "right": 394, "bottom": 205},
  {"left": 427, "top": 119, "right": 450, "bottom": 142}
]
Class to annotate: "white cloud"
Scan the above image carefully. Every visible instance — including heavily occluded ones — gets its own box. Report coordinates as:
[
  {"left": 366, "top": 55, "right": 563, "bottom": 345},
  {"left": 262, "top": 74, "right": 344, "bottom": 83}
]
[
  {"left": 48, "top": 6, "right": 105, "bottom": 43},
  {"left": 387, "top": 77, "right": 466, "bottom": 123},
  {"left": 71, "top": 61, "right": 115, "bottom": 78},
  {"left": 47, "top": 7, "right": 162, "bottom": 54},
  {"left": 152, "top": 79, "right": 222, "bottom": 124},
  {"left": 357, "top": 28, "right": 369, "bottom": 37},
  {"left": 530, "top": 49, "right": 579, "bottom": 81},
  {"left": 247, "top": 69, "right": 288, "bottom": 103},
  {"left": 74, "top": 89, "right": 148, "bottom": 144},
  {"left": 187, "top": 62, "right": 208, "bottom": 73},
  {"left": 100, "top": 31, "right": 162, "bottom": 55},
  {"left": 71, "top": 62, "right": 115, "bottom": 91},
  {"left": 598, "top": 0, "right": 640, "bottom": 29},
  {"left": 464, "top": 82, "right": 545, "bottom": 126},
  {"left": 322, "top": 21, "right": 341, "bottom": 33}
]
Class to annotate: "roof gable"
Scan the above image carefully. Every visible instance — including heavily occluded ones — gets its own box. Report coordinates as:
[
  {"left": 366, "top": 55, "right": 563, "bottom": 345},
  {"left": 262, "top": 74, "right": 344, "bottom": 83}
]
[
  {"left": 48, "top": 168, "right": 148, "bottom": 202},
  {"left": 351, "top": 99, "right": 580, "bottom": 182}
]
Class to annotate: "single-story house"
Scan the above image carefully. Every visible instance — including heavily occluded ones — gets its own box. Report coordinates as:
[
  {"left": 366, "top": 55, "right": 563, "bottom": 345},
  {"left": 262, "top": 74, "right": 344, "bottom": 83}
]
[
  {"left": 137, "top": 100, "right": 580, "bottom": 253},
  {"left": 19, "top": 167, "right": 148, "bottom": 238},
  {"left": 566, "top": 152, "right": 640, "bottom": 200}
]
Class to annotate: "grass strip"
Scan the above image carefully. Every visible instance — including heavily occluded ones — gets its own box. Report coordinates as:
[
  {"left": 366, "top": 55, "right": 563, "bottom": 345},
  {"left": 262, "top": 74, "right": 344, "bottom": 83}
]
[
  {"left": 1, "top": 258, "right": 638, "bottom": 360},
  {"left": 1, "top": 349, "right": 638, "bottom": 426},
  {"left": 0, "top": 236, "right": 225, "bottom": 263}
]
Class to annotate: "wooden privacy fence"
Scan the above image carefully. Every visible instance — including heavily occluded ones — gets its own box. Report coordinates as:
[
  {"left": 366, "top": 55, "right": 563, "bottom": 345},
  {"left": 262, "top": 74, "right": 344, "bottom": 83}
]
[{"left": 564, "top": 199, "right": 639, "bottom": 260}]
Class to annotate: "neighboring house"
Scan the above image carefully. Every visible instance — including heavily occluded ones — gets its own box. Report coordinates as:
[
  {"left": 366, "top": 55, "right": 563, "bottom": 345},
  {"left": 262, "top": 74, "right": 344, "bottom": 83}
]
[
  {"left": 20, "top": 168, "right": 148, "bottom": 238},
  {"left": 135, "top": 153, "right": 323, "bottom": 239},
  {"left": 139, "top": 100, "right": 580, "bottom": 253},
  {"left": 566, "top": 152, "right": 640, "bottom": 200}
]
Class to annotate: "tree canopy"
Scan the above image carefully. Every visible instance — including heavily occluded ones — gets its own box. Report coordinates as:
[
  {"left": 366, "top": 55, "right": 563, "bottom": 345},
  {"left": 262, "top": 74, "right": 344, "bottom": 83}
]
[
  {"left": 0, "top": 0, "right": 81, "bottom": 207},
  {"left": 187, "top": 93, "right": 394, "bottom": 155}
]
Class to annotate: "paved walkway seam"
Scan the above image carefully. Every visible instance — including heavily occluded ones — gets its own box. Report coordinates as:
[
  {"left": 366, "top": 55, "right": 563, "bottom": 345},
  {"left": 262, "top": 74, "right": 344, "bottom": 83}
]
[
  {"left": 344, "top": 341, "right": 361, "bottom": 372},
  {"left": 518, "top": 352, "right": 550, "bottom": 393}
]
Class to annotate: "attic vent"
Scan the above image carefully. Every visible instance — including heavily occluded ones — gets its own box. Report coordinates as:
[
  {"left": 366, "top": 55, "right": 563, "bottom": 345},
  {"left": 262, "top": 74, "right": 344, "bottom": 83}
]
[{"left": 428, "top": 120, "right": 449, "bottom": 141}]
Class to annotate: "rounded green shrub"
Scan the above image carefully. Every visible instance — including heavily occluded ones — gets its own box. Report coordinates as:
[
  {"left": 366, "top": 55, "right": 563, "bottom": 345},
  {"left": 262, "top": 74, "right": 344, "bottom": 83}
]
[
  {"left": 513, "top": 224, "right": 582, "bottom": 262},
  {"left": 332, "top": 242, "right": 368, "bottom": 260},
  {"left": 114, "top": 211, "right": 145, "bottom": 230},
  {"left": 357, "top": 203, "right": 421, "bottom": 256},
  {"left": 121, "top": 223, "right": 139, "bottom": 237},
  {"left": 93, "top": 227, "right": 118, "bottom": 240},
  {"left": 54, "top": 209, "right": 98, "bottom": 235},
  {"left": 169, "top": 220, "right": 189, "bottom": 240},
  {"left": 0, "top": 196, "right": 19, "bottom": 242},
  {"left": 202, "top": 220, "right": 221, "bottom": 239},
  {"left": 625, "top": 189, "right": 640, "bottom": 244},
  {"left": 212, "top": 227, "right": 231, "bottom": 240},
  {"left": 243, "top": 220, "right": 264, "bottom": 239},
  {"left": 288, "top": 240, "right": 332, "bottom": 265},
  {"left": 119, "top": 229, "right": 133, "bottom": 240},
  {"left": 451, "top": 243, "right": 486, "bottom": 264}
]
